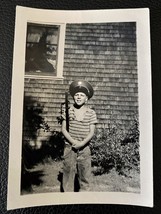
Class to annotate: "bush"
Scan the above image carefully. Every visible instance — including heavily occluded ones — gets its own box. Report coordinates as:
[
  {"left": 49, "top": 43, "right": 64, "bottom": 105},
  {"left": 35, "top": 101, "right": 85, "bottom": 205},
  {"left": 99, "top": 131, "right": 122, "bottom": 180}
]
[
  {"left": 90, "top": 116, "right": 140, "bottom": 176},
  {"left": 23, "top": 96, "right": 50, "bottom": 141}
]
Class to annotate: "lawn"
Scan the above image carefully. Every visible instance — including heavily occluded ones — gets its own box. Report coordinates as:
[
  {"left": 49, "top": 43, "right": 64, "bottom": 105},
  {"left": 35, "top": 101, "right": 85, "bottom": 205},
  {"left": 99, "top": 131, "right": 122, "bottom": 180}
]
[{"left": 21, "top": 159, "right": 140, "bottom": 194}]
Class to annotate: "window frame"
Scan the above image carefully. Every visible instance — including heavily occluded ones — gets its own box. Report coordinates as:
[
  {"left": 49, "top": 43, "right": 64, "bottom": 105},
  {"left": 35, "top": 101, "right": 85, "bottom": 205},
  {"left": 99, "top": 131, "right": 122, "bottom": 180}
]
[{"left": 24, "top": 22, "right": 66, "bottom": 80}]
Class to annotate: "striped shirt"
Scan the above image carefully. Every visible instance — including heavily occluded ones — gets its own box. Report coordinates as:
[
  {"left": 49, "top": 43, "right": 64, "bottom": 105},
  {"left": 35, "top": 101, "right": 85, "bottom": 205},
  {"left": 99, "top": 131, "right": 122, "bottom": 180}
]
[{"left": 63, "top": 105, "right": 97, "bottom": 141}]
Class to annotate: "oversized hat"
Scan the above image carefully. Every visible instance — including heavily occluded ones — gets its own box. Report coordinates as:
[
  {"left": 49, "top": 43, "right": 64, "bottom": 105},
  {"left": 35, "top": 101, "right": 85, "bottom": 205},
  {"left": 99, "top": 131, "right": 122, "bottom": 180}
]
[{"left": 69, "top": 80, "right": 94, "bottom": 99}]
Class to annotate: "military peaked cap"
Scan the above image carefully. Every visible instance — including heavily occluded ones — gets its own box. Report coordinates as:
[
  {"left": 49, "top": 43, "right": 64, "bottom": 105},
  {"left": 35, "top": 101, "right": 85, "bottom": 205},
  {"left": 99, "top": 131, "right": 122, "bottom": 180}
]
[{"left": 69, "top": 80, "right": 94, "bottom": 99}]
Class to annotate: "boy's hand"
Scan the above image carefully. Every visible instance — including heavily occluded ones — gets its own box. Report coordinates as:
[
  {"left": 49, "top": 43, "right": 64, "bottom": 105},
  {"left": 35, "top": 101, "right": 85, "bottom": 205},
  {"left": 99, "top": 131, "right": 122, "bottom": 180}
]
[{"left": 72, "top": 141, "right": 84, "bottom": 150}]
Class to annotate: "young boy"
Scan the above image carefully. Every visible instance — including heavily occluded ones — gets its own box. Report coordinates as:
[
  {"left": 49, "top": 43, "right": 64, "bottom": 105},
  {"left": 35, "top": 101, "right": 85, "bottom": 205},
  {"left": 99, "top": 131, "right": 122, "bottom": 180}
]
[{"left": 61, "top": 80, "right": 97, "bottom": 192}]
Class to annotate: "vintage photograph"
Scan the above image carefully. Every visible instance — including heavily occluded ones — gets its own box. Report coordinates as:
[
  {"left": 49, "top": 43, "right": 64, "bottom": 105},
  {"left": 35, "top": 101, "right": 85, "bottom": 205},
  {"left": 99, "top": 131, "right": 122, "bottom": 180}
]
[
  {"left": 7, "top": 7, "right": 152, "bottom": 209},
  {"left": 22, "top": 21, "right": 139, "bottom": 194}
]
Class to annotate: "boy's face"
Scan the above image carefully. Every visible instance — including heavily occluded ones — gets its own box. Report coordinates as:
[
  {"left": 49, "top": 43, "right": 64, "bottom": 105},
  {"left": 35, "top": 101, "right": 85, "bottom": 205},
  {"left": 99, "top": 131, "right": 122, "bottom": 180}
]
[{"left": 73, "top": 92, "right": 88, "bottom": 106}]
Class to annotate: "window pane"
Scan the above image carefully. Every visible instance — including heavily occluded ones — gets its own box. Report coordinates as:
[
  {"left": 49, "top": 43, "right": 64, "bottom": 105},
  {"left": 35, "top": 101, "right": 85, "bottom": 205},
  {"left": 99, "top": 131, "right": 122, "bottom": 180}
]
[{"left": 25, "top": 23, "right": 59, "bottom": 76}]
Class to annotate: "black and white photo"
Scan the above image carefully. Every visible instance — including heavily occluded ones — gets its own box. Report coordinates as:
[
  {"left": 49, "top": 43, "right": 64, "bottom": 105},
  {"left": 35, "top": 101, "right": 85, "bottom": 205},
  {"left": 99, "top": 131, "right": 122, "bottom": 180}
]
[{"left": 7, "top": 6, "right": 153, "bottom": 209}]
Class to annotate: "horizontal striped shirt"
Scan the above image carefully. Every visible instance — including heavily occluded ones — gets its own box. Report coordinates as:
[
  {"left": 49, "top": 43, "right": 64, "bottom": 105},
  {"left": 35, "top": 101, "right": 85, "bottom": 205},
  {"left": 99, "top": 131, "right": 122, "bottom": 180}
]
[{"left": 63, "top": 105, "right": 97, "bottom": 141}]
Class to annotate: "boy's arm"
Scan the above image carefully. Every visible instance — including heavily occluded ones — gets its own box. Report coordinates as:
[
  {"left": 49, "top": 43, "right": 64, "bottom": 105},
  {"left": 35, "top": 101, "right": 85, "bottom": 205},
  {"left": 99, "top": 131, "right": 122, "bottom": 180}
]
[
  {"left": 72, "top": 124, "right": 95, "bottom": 150},
  {"left": 62, "top": 120, "right": 77, "bottom": 145}
]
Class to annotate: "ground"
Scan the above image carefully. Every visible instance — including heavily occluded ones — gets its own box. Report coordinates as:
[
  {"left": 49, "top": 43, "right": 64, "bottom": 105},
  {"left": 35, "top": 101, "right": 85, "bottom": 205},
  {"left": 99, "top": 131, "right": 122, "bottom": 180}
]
[{"left": 21, "top": 159, "right": 140, "bottom": 195}]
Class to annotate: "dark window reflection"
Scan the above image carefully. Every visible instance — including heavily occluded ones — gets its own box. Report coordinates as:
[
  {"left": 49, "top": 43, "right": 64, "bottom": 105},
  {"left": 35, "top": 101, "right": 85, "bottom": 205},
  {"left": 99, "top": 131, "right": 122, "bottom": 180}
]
[{"left": 25, "top": 23, "right": 59, "bottom": 76}]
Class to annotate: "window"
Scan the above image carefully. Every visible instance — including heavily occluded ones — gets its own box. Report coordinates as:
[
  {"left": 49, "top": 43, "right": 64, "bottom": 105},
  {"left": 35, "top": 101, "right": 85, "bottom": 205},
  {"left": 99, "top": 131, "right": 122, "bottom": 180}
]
[{"left": 25, "top": 22, "right": 65, "bottom": 79}]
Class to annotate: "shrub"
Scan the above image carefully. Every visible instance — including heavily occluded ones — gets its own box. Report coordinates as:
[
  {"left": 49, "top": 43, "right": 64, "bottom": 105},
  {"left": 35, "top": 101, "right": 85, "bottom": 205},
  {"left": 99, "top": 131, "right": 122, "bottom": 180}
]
[
  {"left": 90, "top": 116, "right": 140, "bottom": 176},
  {"left": 22, "top": 96, "right": 51, "bottom": 169},
  {"left": 23, "top": 96, "right": 50, "bottom": 141}
]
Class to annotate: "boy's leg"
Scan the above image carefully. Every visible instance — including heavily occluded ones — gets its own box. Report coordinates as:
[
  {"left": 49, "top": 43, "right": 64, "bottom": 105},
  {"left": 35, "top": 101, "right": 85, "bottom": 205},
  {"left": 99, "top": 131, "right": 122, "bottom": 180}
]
[
  {"left": 63, "top": 145, "right": 77, "bottom": 192},
  {"left": 77, "top": 146, "right": 91, "bottom": 191}
]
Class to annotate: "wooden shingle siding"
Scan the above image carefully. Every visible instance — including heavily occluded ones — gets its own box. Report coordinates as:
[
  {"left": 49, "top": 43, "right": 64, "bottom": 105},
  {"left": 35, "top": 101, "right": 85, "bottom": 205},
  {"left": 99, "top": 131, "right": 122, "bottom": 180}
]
[
  {"left": 24, "top": 78, "right": 65, "bottom": 134},
  {"left": 24, "top": 22, "right": 138, "bottom": 138},
  {"left": 63, "top": 22, "right": 138, "bottom": 129}
]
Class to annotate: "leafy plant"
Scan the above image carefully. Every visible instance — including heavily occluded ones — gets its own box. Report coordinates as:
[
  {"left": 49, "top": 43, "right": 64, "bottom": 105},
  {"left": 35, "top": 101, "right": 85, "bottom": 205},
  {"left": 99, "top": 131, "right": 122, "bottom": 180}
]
[
  {"left": 90, "top": 115, "right": 140, "bottom": 176},
  {"left": 23, "top": 96, "right": 50, "bottom": 141},
  {"left": 22, "top": 96, "right": 65, "bottom": 166}
]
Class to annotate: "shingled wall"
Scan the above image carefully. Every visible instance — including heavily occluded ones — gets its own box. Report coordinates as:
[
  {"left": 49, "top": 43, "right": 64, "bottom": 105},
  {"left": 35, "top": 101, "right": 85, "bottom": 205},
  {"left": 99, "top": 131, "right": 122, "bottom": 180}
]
[{"left": 24, "top": 22, "right": 138, "bottom": 138}]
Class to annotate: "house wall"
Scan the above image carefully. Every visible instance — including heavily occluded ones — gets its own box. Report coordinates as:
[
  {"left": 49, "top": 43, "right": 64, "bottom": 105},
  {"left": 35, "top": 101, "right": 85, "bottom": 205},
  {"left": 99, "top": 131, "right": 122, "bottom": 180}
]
[{"left": 24, "top": 22, "right": 138, "bottom": 138}]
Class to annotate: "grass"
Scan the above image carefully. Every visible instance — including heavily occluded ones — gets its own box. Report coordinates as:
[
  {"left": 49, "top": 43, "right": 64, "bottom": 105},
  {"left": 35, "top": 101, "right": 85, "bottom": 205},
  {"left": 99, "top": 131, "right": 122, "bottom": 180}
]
[
  {"left": 21, "top": 158, "right": 140, "bottom": 194},
  {"left": 91, "top": 167, "right": 140, "bottom": 193}
]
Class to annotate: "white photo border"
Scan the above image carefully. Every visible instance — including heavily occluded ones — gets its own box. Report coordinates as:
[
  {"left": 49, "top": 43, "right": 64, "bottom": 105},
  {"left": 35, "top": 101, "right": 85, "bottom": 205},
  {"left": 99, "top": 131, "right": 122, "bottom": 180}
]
[{"left": 7, "top": 6, "right": 153, "bottom": 210}]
